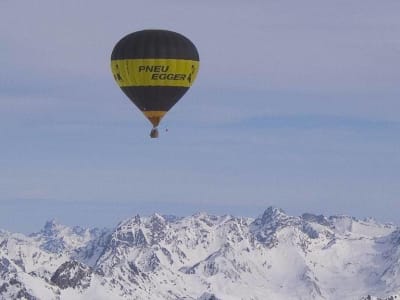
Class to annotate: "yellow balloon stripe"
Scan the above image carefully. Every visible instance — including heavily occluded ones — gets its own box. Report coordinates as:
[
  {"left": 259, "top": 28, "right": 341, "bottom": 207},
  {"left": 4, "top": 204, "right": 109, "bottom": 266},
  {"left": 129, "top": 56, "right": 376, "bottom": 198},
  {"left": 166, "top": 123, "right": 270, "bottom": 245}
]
[{"left": 111, "top": 59, "right": 199, "bottom": 87}]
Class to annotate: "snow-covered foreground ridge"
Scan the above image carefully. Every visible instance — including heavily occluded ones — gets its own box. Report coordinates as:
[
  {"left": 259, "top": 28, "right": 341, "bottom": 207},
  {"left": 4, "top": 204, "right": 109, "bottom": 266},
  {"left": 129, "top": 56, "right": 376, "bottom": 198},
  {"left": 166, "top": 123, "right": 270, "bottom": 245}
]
[{"left": 1, "top": 207, "right": 400, "bottom": 300}]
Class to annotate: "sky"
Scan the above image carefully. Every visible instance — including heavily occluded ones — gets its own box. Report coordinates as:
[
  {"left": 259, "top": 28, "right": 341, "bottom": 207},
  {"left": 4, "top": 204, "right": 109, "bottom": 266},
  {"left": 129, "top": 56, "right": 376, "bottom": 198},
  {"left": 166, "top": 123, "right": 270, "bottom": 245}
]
[{"left": 1, "top": 0, "right": 399, "bottom": 233}]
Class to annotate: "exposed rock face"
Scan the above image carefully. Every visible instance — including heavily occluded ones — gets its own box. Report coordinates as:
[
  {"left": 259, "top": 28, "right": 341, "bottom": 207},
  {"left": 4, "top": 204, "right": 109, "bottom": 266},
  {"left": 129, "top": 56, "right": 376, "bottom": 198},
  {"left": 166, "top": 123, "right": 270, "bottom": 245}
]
[
  {"left": 51, "top": 260, "right": 92, "bottom": 289},
  {"left": 198, "top": 292, "right": 221, "bottom": 300}
]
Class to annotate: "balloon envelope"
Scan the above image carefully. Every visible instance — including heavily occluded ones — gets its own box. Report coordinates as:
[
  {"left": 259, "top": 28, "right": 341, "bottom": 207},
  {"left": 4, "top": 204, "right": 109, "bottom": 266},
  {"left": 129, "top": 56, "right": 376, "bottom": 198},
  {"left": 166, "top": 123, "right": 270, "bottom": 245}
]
[{"left": 111, "top": 29, "right": 200, "bottom": 128}]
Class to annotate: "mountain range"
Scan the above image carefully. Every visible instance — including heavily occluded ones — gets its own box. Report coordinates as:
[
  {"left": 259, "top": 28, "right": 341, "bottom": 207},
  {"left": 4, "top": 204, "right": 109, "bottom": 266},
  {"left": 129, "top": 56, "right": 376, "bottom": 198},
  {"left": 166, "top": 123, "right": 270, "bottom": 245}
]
[{"left": 1, "top": 207, "right": 400, "bottom": 300}]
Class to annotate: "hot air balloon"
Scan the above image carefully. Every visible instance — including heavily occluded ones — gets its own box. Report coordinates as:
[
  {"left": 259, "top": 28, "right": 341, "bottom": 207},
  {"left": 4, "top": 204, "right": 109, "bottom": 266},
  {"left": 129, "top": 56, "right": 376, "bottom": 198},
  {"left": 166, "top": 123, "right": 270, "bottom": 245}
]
[{"left": 111, "top": 29, "right": 200, "bottom": 138}]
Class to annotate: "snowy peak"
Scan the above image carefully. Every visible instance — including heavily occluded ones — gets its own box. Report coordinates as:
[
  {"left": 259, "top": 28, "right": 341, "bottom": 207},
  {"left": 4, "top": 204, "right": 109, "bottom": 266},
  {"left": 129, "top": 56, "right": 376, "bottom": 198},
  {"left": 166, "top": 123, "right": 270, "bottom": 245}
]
[
  {"left": 254, "top": 207, "right": 287, "bottom": 223},
  {"left": 251, "top": 206, "right": 298, "bottom": 230},
  {"left": 112, "top": 213, "right": 168, "bottom": 247},
  {"left": 42, "top": 219, "right": 62, "bottom": 236},
  {"left": 327, "top": 215, "right": 396, "bottom": 238},
  {"left": 260, "top": 206, "right": 287, "bottom": 219},
  {"left": 112, "top": 224, "right": 148, "bottom": 248},
  {"left": 301, "top": 213, "right": 331, "bottom": 227},
  {"left": 39, "top": 219, "right": 92, "bottom": 238},
  {"left": 29, "top": 220, "right": 104, "bottom": 254},
  {"left": 249, "top": 207, "right": 301, "bottom": 247}
]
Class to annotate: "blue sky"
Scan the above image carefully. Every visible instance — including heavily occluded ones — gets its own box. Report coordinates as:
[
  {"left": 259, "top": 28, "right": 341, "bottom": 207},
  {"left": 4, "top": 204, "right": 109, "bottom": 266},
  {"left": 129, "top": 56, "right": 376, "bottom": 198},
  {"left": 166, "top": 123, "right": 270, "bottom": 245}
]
[{"left": 1, "top": 0, "right": 400, "bottom": 233}]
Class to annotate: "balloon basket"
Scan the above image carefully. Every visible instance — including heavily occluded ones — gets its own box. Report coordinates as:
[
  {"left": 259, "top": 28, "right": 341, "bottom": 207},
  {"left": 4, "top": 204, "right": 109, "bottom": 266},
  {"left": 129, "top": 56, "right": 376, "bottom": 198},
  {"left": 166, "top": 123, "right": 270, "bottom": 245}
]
[{"left": 150, "top": 128, "right": 159, "bottom": 138}]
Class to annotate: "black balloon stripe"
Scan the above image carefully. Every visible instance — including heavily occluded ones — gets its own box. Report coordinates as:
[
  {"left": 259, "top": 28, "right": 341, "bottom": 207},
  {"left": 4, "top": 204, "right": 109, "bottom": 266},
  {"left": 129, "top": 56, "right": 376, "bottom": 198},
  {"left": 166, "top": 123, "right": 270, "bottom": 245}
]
[
  {"left": 111, "top": 30, "right": 199, "bottom": 61},
  {"left": 121, "top": 86, "right": 189, "bottom": 112}
]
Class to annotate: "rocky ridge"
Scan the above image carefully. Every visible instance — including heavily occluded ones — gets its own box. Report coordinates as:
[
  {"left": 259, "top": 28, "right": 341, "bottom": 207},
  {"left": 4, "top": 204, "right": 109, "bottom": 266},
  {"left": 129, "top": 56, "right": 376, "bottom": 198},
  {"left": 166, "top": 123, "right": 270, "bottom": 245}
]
[{"left": 0, "top": 207, "right": 399, "bottom": 299}]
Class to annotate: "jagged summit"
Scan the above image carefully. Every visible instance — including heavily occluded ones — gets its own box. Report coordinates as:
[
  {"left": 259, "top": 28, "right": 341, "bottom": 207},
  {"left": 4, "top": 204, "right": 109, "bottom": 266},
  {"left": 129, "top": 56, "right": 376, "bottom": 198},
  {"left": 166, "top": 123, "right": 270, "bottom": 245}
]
[
  {"left": 42, "top": 218, "right": 63, "bottom": 235},
  {"left": 253, "top": 206, "right": 290, "bottom": 225},
  {"left": 301, "top": 213, "right": 331, "bottom": 226},
  {"left": 0, "top": 208, "right": 399, "bottom": 300},
  {"left": 263, "top": 206, "right": 287, "bottom": 217}
]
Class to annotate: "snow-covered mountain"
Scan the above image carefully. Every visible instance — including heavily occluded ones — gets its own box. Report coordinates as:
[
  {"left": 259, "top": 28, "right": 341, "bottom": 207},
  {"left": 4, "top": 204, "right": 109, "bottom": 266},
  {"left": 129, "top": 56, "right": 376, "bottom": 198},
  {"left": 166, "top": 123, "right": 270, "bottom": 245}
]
[{"left": 1, "top": 207, "right": 400, "bottom": 300}]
